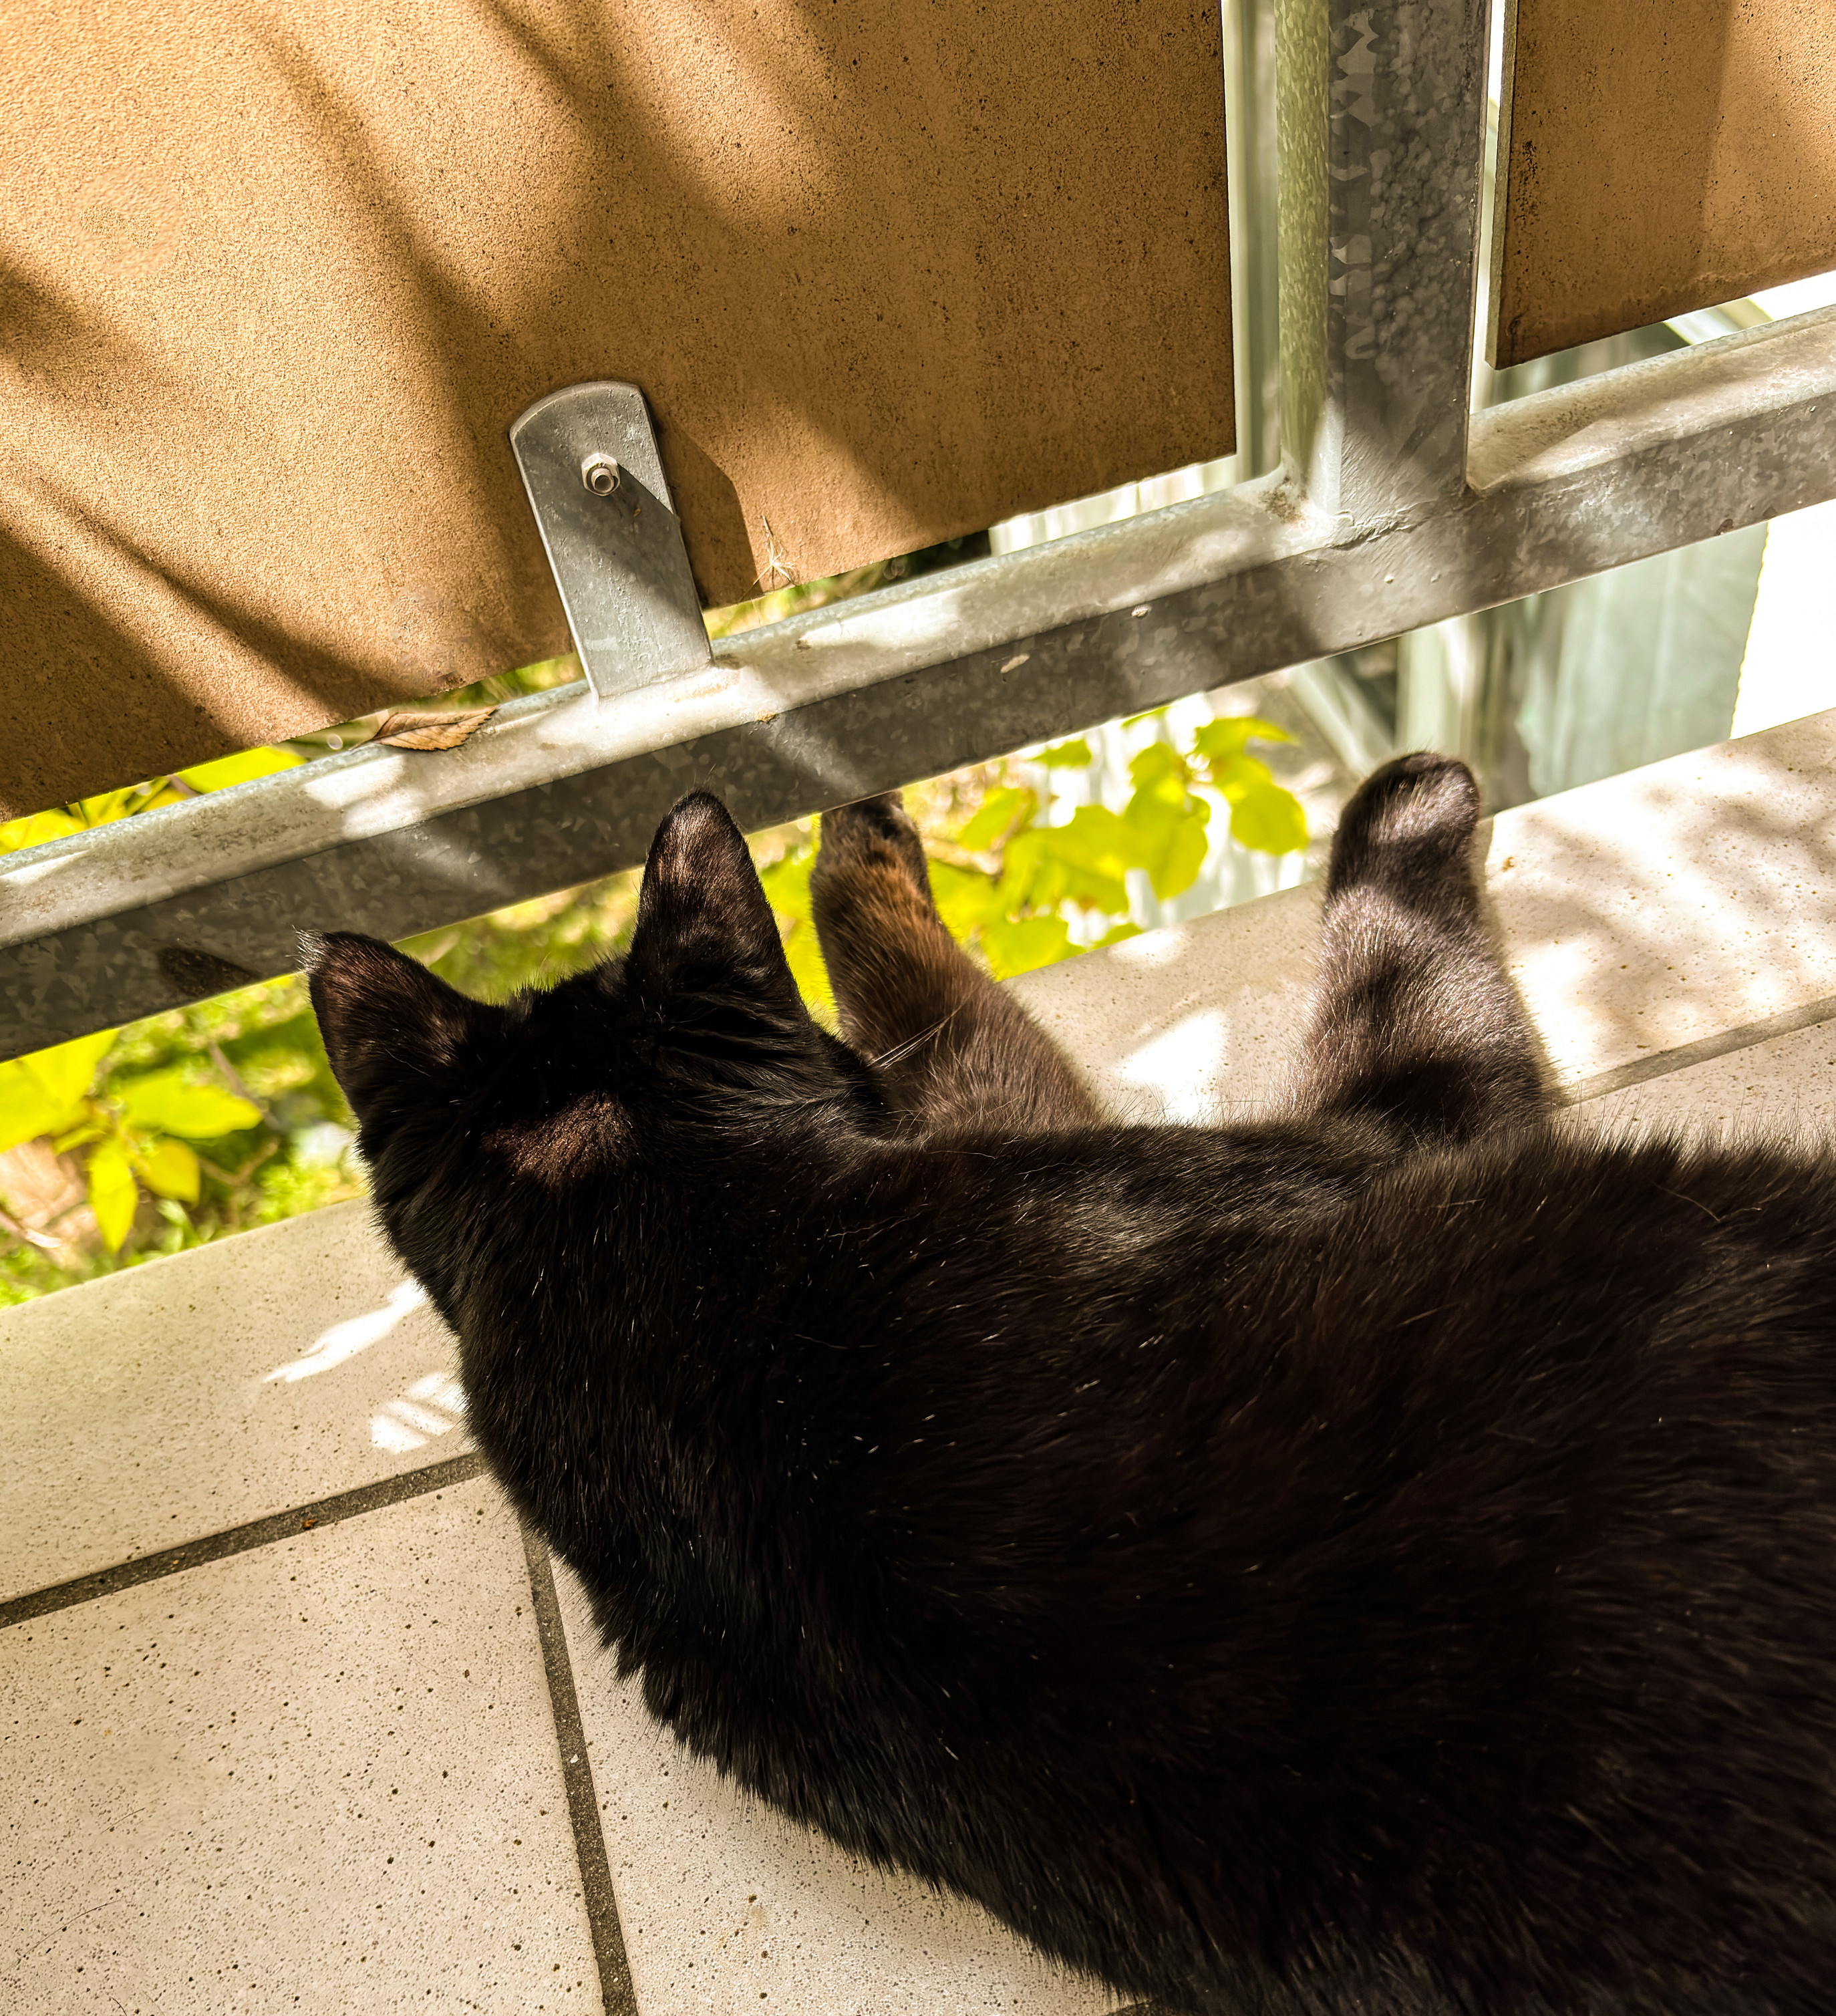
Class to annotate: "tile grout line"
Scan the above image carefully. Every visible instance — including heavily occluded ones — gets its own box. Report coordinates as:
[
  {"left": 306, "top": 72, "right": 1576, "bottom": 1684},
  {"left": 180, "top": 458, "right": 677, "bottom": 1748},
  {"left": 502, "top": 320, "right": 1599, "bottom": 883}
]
[
  {"left": 520, "top": 1520, "right": 640, "bottom": 2016},
  {"left": 1553, "top": 992, "right": 1836, "bottom": 1109},
  {"left": 0, "top": 1449, "right": 487, "bottom": 1630}
]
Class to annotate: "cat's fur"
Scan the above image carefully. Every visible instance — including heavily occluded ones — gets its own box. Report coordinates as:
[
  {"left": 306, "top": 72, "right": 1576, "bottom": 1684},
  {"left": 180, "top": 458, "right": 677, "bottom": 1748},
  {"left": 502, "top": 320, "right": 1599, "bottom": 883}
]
[{"left": 310, "top": 754, "right": 1836, "bottom": 2015}]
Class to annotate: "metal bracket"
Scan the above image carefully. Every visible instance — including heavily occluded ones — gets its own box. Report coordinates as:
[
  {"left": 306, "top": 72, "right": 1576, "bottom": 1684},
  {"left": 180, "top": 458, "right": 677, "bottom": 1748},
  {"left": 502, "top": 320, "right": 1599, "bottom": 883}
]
[{"left": 509, "top": 382, "right": 713, "bottom": 701}]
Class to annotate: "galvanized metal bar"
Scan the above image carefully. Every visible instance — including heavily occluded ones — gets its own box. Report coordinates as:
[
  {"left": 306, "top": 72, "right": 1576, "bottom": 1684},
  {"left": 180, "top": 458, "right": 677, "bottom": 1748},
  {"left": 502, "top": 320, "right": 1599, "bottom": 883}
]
[
  {"left": 508, "top": 382, "right": 712, "bottom": 702},
  {"left": 1276, "top": 0, "right": 1489, "bottom": 523},
  {"left": 1222, "top": 0, "right": 1282, "bottom": 478},
  {"left": 4, "top": 308, "right": 1834, "bottom": 1061}
]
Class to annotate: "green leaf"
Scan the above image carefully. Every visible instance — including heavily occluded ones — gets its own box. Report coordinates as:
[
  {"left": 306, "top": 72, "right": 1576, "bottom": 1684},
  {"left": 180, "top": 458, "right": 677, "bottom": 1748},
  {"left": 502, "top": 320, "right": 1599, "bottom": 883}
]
[
  {"left": 178, "top": 748, "right": 303, "bottom": 793},
  {"left": 134, "top": 1135, "right": 201, "bottom": 1203},
  {"left": 1033, "top": 857, "right": 1125, "bottom": 914},
  {"left": 1149, "top": 805, "right": 1213, "bottom": 900},
  {"left": 0, "top": 1072, "right": 81, "bottom": 1157},
  {"left": 1040, "top": 805, "right": 1142, "bottom": 879},
  {"left": 955, "top": 786, "right": 1036, "bottom": 853},
  {"left": 1094, "top": 921, "right": 1144, "bottom": 948},
  {"left": 756, "top": 843, "right": 835, "bottom": 1024},
  {"left": 0, "top": 1028, "right": 115, "bottom": 1154},
  {"left": 1126, "top": 740, "right": 1191, "bottom": 791},
  {"left": 134, "top": 782, "right": 193, "bottom": 813},
  {"left": 23, "top": 1027, "right": 116, "bottom": 1108},
  {"left": 1021, "top": 849, "right": 1075, "bottom": 915},
  {"left": 758, "top": 845, "right": 816, "bottom": 930},
  {"left": 1192, "top": 715, "right": 1297, "bottom": 764},
  {"left": 0, "top": 807, "right": 86, "bottom": 852},
  {"left": 929, "top": 861, "right": 1008, "bottom": 942},
  {"left": 86, "top": 1135, "right": 139, "bottom": 1253},
  {"left": 1114, "top": 744, "right": 1213, "bottom": 902},
  {"left": 1229, "top": 782, "right": 1309, "bottom": 855},
  {"left": 981, "top": 914, "right": 1074, "bottom": 978},
  {"left": 993, "top": 826, "right": 1049, "bottom": 913},
  {"left": 114, "top": 1070, "right": 262, "bottom": 1139},
  {"left": 70, "top": 788, "right": 142, "bottom": 828},
  {"left": 1035, "top": 809, "right": 1138, "bottom": 915},
  {"left": 779, "top": 919, "right": 836, "bottom": 1026},
  {"left": 1032, "top": 737, "right": 1093, "bottom": 768},
  {"left": 1211, "top": 750, "right": 1274, "bottom": 801}
]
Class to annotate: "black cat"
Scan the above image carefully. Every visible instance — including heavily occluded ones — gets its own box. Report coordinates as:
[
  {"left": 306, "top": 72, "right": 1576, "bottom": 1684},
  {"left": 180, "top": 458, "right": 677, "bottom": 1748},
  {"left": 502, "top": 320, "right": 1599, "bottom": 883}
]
[{"left": 310, "top": 754, "right": 1836, "bottom": 2015}]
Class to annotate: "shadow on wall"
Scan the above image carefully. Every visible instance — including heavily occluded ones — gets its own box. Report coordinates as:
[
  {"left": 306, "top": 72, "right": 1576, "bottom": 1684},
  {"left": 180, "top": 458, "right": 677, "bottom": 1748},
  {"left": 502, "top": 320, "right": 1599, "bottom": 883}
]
[
  {"left": 1, "top": 0, "right": 1233, "bottom": 813},
  {"left": 1493, "top": 0, "right": 1836, "bottom": 364}
]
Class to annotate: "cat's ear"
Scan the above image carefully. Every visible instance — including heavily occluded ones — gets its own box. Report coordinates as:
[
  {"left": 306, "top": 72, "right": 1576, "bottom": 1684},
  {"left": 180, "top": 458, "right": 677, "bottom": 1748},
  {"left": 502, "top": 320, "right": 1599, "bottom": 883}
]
[
  {"left": 626, "top": 792, "right": 804, "bottom": 1020},
  {"left": 307, "top": 932, "right": 500, "bottom": 1126}
]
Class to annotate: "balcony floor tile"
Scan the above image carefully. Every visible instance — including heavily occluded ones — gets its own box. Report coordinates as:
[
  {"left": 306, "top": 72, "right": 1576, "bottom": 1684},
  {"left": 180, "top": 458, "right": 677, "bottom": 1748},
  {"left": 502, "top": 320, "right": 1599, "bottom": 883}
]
[{"left": 0, "top": 1477, "right": 592, "bottom": 2014}]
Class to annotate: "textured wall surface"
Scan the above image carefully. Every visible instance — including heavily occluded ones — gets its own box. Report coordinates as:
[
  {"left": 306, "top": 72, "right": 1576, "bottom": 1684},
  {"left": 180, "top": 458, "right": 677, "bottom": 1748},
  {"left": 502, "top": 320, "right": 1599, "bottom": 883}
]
[
  {"left": 0, "top": 0, "right": 1233, "bottom": 814},
  {"left": 1491, "top": 0, "right": 1836, "bottom": 367}
]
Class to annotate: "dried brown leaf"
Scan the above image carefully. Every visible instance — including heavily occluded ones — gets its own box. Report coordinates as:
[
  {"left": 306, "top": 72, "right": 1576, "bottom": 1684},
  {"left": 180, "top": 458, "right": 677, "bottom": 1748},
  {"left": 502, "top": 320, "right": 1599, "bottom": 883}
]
[{"left": 371, "top": 706, "right": 498, "bottom": 751}]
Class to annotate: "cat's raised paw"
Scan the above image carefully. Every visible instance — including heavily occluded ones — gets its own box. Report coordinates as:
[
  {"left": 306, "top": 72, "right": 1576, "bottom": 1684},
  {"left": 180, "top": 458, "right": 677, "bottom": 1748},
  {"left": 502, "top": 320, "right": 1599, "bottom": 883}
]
[
  {"left": 812, "top": 792, "right": 937, "bottom": 913},
  {"left": 1328, "top": 752, "right": 1480, "bottom": 897}
]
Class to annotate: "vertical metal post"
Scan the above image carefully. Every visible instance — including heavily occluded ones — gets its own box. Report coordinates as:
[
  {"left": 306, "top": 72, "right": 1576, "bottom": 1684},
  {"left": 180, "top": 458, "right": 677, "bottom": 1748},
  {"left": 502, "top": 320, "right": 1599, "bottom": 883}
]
[
  {"left": 1276, "top": 0, "right": 1491, "bottom": 530},
  {"left": 510, "top": 381, "right": 713, "bottom": 702},
  {"left": 1223, "top": 0, "right": 1284, "bottom": 479}
]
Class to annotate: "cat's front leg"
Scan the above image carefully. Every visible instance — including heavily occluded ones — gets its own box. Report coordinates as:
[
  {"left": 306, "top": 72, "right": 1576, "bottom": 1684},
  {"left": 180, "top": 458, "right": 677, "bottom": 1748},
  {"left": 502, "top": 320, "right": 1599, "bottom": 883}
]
[
  {"left": 1291, "top": 752, "right": 1545, "bottom": 1147},
  {"left": 811, "top": 793, "right": 1098, "bottom": 1134}
]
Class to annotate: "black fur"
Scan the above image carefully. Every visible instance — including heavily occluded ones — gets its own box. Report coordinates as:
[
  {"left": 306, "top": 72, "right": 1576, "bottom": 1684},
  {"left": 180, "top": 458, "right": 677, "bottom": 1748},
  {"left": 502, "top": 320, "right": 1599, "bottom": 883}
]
[{"left": 310, "top": 756, "right": 1836, "bottom": 2015}]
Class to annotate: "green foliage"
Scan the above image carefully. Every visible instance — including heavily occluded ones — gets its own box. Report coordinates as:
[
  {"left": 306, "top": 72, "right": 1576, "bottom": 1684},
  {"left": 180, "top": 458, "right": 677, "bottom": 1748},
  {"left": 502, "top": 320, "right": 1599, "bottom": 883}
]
[
  {"left": 0, "top": 1030, "right": 263, "bottom": 1254},
  {"left": 0, "top": 976, "right": 358, "bottom": 1302},
  {"left": 1192, "top": 716, "right": 1308, "bottom": 854},
  {"left": 757, "top": 845, "right": 838, "bottom": 1026},
  {"left": 746, "top": 717, "right": 1308, "bottom": 1008},
  {"left": 0, "top": 748, "right": 304, "bottom": 855},
  {"left": 0, "top": 1029, "right": 116, "bottom": 1147},
  {"left": 926, "top": 716, "right": 1308, "bottom": 982}
]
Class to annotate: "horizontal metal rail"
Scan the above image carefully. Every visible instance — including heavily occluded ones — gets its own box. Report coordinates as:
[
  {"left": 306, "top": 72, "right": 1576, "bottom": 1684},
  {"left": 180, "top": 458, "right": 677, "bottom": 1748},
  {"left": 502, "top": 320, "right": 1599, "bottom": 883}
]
[{"left": 4, "top": 305, "right": 1834, "bottom": 1060}]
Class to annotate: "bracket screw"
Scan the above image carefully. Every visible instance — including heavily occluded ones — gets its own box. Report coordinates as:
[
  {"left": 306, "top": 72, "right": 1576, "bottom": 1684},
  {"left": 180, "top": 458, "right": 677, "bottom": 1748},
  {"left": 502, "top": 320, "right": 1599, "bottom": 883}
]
[{"left": 581, "top": 456, "right": 620, "bottom": 496}]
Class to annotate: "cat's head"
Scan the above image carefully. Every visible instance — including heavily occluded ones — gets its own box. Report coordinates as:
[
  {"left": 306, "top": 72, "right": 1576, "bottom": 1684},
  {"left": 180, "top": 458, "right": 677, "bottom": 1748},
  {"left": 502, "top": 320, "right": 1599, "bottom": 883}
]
[{"left": 307, "top": 791, "right": 881, "bottom": 1211}]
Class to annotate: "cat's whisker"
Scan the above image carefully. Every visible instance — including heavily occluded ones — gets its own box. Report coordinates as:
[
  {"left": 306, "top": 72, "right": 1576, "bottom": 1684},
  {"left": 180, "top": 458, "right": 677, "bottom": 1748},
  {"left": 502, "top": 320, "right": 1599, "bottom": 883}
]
[{"left": 870, "top": 1013, "right": 958, "bottom": 1072}]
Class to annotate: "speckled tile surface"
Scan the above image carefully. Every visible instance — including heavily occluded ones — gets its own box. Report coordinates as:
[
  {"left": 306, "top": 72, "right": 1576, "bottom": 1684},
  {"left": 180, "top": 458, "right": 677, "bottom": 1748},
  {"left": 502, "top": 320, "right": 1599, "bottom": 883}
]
[
  {"left": 0, "top": 1199, "right": 464, "bottom": 1604},
  {"left": 550, "top": 1562, "right": 1123, "bottom": 2016},
  {"left": 1568, "top": 1014, "right": 1836, "bottom": 1137},
  {"left": 0, "top": 1476, "right": 593, "bottom": 2015}
]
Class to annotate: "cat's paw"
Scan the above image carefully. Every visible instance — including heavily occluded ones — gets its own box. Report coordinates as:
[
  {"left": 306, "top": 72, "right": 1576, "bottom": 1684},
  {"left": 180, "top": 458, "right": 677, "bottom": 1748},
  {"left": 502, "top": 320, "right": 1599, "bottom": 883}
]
[
  {"left": 813, "top": 792, "right": 937, "bottom": 913},
  {"left": 1328, "top": 752, "right": 1480, "bottom": 897}
]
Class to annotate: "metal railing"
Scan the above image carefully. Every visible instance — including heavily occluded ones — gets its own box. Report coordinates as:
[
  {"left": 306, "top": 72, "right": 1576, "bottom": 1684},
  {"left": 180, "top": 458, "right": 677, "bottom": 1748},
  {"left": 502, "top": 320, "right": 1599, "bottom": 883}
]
[{"left": 4, "top": 0, "right": 1834, "bottom": 1061}]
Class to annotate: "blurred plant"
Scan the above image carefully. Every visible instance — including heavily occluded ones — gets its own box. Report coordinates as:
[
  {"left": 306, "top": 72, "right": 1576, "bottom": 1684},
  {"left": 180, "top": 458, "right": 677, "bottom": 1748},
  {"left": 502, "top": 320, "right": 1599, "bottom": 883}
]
[
  {"left": 753, "top": 715, "right": 1308, "bottom": 995},
  {"left": 0, "top": 976, "right": 366, "bottom": 1304},
  {"left": 931, "top": 714, "right": 1306, "bottom": 976},
  {"left": 0, "top": 657, "right": 589, "bottom": 854},
  {"left": 0, "top": 1030, "right": 262, "bottom": 1255},
  {"left": 705, "top": 534, "right": 989, "bottom": 640},
  {"left": 0, "top": 748, "right": 302, "bottom": 853}
]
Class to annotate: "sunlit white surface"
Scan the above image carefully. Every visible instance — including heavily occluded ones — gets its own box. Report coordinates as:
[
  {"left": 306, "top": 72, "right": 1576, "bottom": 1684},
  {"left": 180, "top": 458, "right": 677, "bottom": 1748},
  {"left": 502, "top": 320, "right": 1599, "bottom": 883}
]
[
  {"left": 794, "top": 584, "right": 969, "bottom": 654},
  {"left": 1116, "top": 1011, "right": 1227, "bottom": 1125},
  {"left": 1753, "top": 272, "right": 1836, "bottom": 321},
  {"left": 263, "top": 1279, "right": 428, "bottom": 1383},
  {"left": 370, "top": 1369, "right": 468, "bottom": 1452},
  {"left": 1732, "top": 496, "right": 1836, "bottom": 737}
]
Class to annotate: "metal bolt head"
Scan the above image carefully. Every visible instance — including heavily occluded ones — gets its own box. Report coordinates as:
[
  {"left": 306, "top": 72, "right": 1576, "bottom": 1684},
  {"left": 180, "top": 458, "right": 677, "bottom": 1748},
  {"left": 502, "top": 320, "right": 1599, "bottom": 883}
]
[{"left": 581, "top": 455, "right": 620, "bottom": 496}]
